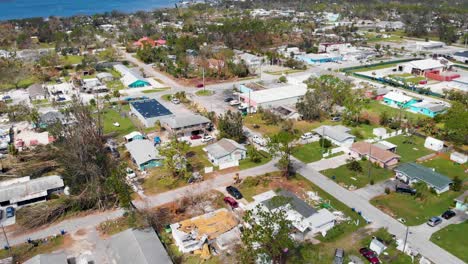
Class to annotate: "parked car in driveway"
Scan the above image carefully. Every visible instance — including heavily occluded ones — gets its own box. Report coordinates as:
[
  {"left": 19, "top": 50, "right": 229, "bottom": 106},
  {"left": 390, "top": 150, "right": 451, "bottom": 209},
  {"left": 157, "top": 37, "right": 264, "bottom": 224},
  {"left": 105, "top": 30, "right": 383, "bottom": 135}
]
[
  {"left": 229, "top": 100, "right": 241, "bottom": 106},
  {"left": 252, "top": 135, "right": 266, "bottom": 146},
  {"left": 224, "top": 97, "right": 234, "bottom": 102},
  {"left": 359, "top": 248, "right": 380, "bottom": 264},
  {"left": 171, "top": 98, "right": 180, "bottom": 104},
  {"left": 427, "top": 216, "right": 442, "bottom": 227},
  {"left": 441, "top": 210, "right": 456, "bottom": 220},
  {"left": 331, "top": 116, "right": 341, "bottom": 122},
  {"left": 196, "top": 83, "right": 204, "bottom": 88},
  {"left": 226, "top": 186, "right": 243, "bottom": 199},
  {"left": 5, "top": 207, "right": 15, "bottom": 218},
  {"left": 201, "top": 135, "right": 214, "bottom": 143},
  {"left": 224, "top": 197, "right": 239, "bottom": 208},
  {"left": 301, "top": 132, "right": 314, "bottom": 140},
  {"left": 190, "top": 134, "right": 202, "bottom": 140}
]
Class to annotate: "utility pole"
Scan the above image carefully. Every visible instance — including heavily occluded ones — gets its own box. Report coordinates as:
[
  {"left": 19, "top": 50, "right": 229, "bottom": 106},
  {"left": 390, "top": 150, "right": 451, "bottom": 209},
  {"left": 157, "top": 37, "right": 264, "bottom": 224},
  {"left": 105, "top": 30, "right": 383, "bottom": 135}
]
[
  {"left": 202, "top": 67, "right": 205, "bottom": 92},
  {"left": 1, "top": 224, "right": 11, "bottom": 255},
  {"left": 368, "top": 142, "right": 372, "bottom": 181},
  {"left": 403, "top": 226, "right": 410, "bottom": 253}
]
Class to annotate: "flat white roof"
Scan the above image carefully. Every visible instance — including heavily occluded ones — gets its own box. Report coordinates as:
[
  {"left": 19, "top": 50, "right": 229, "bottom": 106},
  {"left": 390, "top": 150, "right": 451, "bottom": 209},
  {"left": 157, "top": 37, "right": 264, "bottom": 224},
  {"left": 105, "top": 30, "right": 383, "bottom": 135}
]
[
  {"left": 240, "top": 84, "right": 307, "bottom": 104},
  {"left": 384, "top": 91, "right": 414, "bottom": 103},
  {"left": 405, "top": 59, "right": 447, "bottom": 71}
]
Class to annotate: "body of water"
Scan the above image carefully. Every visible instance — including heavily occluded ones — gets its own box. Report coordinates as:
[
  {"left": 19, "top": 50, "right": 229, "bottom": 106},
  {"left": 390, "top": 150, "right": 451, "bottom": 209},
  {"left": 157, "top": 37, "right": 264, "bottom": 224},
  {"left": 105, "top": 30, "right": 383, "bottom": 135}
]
[{"left": 0, "top": 0, "right": 177, "bottom": 21}]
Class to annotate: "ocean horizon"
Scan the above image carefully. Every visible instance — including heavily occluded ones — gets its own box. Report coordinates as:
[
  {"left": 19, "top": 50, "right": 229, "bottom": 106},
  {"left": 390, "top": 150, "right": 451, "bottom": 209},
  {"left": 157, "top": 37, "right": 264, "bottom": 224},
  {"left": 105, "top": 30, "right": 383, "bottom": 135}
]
[{"left": 0, "top": 0, "right": 177, "bottom": 21}]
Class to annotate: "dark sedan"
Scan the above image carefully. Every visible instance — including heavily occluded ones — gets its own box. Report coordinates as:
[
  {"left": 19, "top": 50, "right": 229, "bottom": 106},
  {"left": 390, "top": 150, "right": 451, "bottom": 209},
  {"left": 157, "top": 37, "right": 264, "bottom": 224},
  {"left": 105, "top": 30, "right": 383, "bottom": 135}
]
[
  {"left": 441, "top": 210, "right": 456, "bottom": 220},
  {"left": 226, "top": 186, "right": 243, "bottom": 199}
]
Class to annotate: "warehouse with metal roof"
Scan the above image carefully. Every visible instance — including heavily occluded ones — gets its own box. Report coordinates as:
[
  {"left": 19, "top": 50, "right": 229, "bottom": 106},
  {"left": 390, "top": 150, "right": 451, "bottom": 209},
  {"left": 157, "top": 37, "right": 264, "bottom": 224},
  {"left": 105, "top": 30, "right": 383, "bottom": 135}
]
[{"left": 130, "top": 99, "right": 174, "bottom": 127}]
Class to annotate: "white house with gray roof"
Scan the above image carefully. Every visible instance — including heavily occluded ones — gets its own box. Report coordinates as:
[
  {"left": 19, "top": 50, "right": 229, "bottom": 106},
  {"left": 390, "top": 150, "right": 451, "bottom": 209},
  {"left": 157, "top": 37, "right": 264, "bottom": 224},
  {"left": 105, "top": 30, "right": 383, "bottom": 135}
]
[
  {"left": 27, "top": 84, "right": 47, "bottom": 101},
  {"left": 125, "top": 139, "right": 162, "bottom": 170},
  {"left": 395, "top": 162, "right": 452, "bottom": 194},
  {"left": 203, "top": 138, "right": 246, "bottom": 166},
  {"left": 313, "top": 125, "right": 355, "bottom": 147}
]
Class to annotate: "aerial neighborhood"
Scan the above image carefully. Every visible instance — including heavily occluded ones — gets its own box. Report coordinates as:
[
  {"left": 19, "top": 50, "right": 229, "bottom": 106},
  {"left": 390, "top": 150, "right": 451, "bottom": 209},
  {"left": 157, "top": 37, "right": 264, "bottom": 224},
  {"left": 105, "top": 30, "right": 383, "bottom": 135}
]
[{"left": 0, "top": 0, "right": 467, "bottom": 263}]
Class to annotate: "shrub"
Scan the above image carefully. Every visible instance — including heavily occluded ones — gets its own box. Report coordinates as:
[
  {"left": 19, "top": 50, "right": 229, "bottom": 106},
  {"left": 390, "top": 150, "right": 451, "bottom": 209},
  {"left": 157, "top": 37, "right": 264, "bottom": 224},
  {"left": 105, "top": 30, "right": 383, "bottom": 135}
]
[
  {"left": 242, "top": 176, "right": 260, "bottom": 187},
  {"left": 346, "top": 159, "right": 363, "bottom": 172},
  {"left": 384, "top": 187, "right": 391, "bottom": 194},
  {"left": 318, "top": 138, "right": 332, "bottom": 149},
  {"left": 451, "top": 176, "right": 462, "bottom": 192},
  {"left": 370, "top": 179, "right": 375, "bottom": 185}
]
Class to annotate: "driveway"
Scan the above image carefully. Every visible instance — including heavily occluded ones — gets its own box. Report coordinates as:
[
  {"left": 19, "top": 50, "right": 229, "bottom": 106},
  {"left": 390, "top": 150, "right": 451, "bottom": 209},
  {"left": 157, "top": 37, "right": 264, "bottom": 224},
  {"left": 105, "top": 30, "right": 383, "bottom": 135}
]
[
  {"left": 410, "top": 211, "right": 468, "bottom": 240},
  {"left": 354, "top": 179, "right": 396, "bottom": 201},
  {"left": 306, "top": 153, "right": 351, "bottom": 171}
]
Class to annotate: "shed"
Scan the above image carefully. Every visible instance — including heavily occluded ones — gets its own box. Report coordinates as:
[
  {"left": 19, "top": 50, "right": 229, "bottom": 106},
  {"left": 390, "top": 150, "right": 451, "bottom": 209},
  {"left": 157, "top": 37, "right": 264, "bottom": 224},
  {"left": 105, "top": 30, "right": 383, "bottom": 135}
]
[
  {"left": 454, "top": 191, "right": 467, "bottom": 212},
  {"left": 96, "top": 72, "right": 114, "bottom": 82},
  {"left": 424, "top": 137, "right": 444, "bottom": 152},
  {"left": 369, "top": 238, "right": 387, "bottom": 255},
  {"left": 373, "top": 127, "right": 387, "bottom": 138},
  {"left": 450, "top": 152, "right": 467, "bottom": 164}
]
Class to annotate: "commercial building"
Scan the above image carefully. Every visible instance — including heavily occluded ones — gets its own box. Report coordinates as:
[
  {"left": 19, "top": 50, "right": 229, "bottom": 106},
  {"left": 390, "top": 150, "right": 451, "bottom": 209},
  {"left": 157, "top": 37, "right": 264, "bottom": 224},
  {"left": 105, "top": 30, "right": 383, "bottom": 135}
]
[
  {"left": 398, "top": 58, "right": 452, "bottom": 76},
  {"left": 394, "top": 162, "right": 452, "bottom": 194},
  {"left": 238, "top": 84, "right": 307, "bottom": 111},
  {"left": 125, "top": 139, "right": 162, "bottom": 170},
  {"left": 130, "top": 99, "right": 174, "bottom": 127},
  {"left": 453, "top": 51, "right": 468, "bottom": 64},
  {"left": 0, "top": 175, "right": 65, "bottom": 207},
  {"left": 295, "top": 53, "right": 342, "bottom": 64},
  {"left": 203, "top": 138, "right": 247, "bottom": 167},
  {"left": 113, "top": 64, "right": 150, "bottom": 88},
  {"left": 313, "top": 125, "right": 355, "bottom": 147},
  {"left": 160, "top": 114, "right": 211, "bottom": 137}
]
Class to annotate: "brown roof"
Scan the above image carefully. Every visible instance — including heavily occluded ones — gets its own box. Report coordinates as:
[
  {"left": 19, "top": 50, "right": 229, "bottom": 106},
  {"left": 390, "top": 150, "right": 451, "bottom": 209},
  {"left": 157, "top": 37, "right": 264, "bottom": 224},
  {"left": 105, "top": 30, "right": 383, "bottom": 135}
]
[{"left": 351, "top": 141, "right": 400, "bottom": 163}]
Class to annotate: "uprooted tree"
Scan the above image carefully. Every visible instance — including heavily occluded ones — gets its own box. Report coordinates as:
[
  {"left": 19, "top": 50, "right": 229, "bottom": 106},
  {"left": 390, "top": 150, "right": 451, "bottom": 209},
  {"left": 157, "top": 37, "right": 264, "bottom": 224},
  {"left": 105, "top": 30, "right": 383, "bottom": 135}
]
[{"left": 17, "top": 99, "right": 132, "bottom": 228}]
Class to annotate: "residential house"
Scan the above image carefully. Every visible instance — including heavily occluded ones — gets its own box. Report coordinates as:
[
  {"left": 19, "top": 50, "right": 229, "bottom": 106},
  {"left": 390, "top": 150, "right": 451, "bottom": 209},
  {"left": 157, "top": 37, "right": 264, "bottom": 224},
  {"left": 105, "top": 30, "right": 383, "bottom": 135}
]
[
  {"left": 277, "top": 46, "right": 304, "bottom": 58},
  {"left": 125, "top": 139, "right": 162, "bottom": 170},
  {"left": 365, "top": 87, "right": 389, "bottom": 100},
  {"left": 409, "top": 101, "right": 448, "bottom": 117},
  {"left": 235, "top": 52, "right": 266, "bottom": 72},
  {"left": 373, "top": 141, "right": 397, "bottom": 153},
  {"left": 130, "top": 99, "right": 174, "bottom": 127},
  {"left": 313, "top": 125, "right": 355, "bottom": 147},
  {"left": 160, "top": 114, "right": 211, "bottom": 137},
  {"left": 39, "top": 111, "right": 66, "bottom": 128},
  {"left": 0, "top": 175, "right": 65, "bottom": 207},
  {"left": 27, "top": 84, "right": 47, "bottom": 101},
  {"left": 170, "top": 208, "right": 240, "bottom": 253},
  {"left": 107, "top": 228, "right": 172, "bottom": 264},
  {"left": 248, "top": 190, "right": 337, "bottom": 236},
  {"left": 383, "top": 92, "right": 418, "bottom": 108},
  {"left": 113, "top": 64, "right": 150, "bottom": 88},
  {"left": 96, "top": 72, "right": 114, "bottom": 82},
  {"left": 81, "top": 78, "right": 108, "bottom": 93},
  {"left": 133, "top": 37, "right": 156, "bottom": 48},
  {"left": 454, "top": 191, "right": 467, "bottom": 212},
  {"left": 394, "top": 162, "right": 452, "bottom": 194},
  {"left": 238, "top": 84, "right": 307, "bottom": 111},
  {"left": 351, "top": 142, "right": 400, "bottom": 168},
  {"left": 203, "top": 138, "right": 247, "bottom": 167},
  {"left": 450, "top": 152, "right": 467, "bottom": 164}
]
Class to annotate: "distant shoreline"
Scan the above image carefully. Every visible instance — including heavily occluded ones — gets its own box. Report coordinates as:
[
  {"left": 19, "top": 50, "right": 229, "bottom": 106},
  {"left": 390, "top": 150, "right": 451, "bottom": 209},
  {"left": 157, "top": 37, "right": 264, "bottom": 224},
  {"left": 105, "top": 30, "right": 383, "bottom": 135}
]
[{"left": 0, "top": 0, "right": 178, "bottom": 22}]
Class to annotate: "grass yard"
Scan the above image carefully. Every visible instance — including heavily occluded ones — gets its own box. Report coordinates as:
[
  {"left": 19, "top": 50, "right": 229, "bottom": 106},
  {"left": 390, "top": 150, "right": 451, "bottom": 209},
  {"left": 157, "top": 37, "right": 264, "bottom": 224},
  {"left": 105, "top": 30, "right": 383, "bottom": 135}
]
[
  {"left": 161, "top": 94, "right": 172, "bottom": 101},
  {"left": 239, "top": 151, "right": 272, "bottom": 170},
  {"left": 322, "top": 160, "right": 394, "bottom": 189},
  {"left": 60, "top": 55, "right": 83, "bottom": 65},
  {"left": 195, "top": 90, "right": 214, "bottom": 96},
  {"left": 141, "top": 167, "right": 187, "bottom": 195},
  {"left": 406, "top": 76, "right": 426, "bottom": 84},
  {"left": 363, "top": 100, "right": 422, "bottom": 121},
  {"left": 292, "top": 141, "right": 326, "bottom": 163},
  {"left": 265, "top": 69, "right": 306, "bottom": 75},
  {"left": 386, "top": 135, "right": 434, "bottom": 162},
  {"left": 371, "top": 191, "right": 460, "bottom": 226},
  {"left": 430, "top": 222, "right": 468, "bottom": 263},
  {"left": 349, "top": 62, "right": 399, "bottom": 73},
  {"left": 0, "top": 235, "right": 67, "bottom": 263},
  {"left": 420, "top": 154, "right": 467, "bottom": 181},
  {"left": 244, "top": 113, "right": 282, "bottom": 136},
  {"left": 97, "top": 213, "right": 147, "bottom": 236},
  {"left": 141, "top": 88, "right": 170, "bottom": 93},
  {"left": 106, "top": 80, "right": 125, "bottom": 90},
  {"left": 101, "top": 107, "right": 137, "bottom": 136}
]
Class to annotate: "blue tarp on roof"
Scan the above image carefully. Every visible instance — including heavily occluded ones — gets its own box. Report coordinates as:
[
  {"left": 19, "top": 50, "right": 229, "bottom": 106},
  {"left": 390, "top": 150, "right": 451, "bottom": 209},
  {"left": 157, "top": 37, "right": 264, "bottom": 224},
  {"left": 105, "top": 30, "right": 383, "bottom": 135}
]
[{"left": 130, "top": 99, "right": 173, "bottom": 119}]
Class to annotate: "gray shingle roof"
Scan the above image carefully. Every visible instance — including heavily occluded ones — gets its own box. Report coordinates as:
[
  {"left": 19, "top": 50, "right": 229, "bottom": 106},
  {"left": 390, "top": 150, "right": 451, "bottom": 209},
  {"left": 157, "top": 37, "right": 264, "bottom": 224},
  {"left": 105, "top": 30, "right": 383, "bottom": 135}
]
[
  {"left": 161, "top": 114, "right": 210, "bottom": 129},
  {"left": 23, "top": 252, "right": 67, "bottom": 264},
  {"left": 27, "top": 84, "right": 46, "bottom": 98},
  {"left": 107, "top": 228, "right": 172, "bottom": 264},
  {"left": 203, "top": 138, "right": 246, "bottom": 159},
  {"left": 395, "top": 162, "right": 452, "bottom": 191},
  {"left": 125, "top": 139, "right": 161, "bottom": 166},
  {"left": 0, "top": 175, "right": 64, "bottom": 204},
  {"left": 261, "top": 190, "right": 317, "bottom": 218},
  {"left": 313, "top": 125, "right": 355, "bottom": 142}
]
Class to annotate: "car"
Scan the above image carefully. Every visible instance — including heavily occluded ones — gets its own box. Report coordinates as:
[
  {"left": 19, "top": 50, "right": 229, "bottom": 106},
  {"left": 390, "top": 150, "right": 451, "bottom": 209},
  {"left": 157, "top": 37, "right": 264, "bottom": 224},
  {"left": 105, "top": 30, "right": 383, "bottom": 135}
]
[
  {"left": 5, "top": 207, "right": 15, "bottom": 218},
  {"left": 224, "top": 97, "right": 234, "bottom": 102},
  {"left": 0, "top": 209, "right": 3, "bottom": 219},
  {"left": 196, "top": 83, "right": 204, "bottom": 88},
  {"left": 113, "top": 122, "right": 120, "bottom": 127},
  {"left": 229, "top": 100, "right": 241, "bottom": 106},
  {"left": 395, "top": 184, "right": 417, "bottom": 195},
  {"left": 126, "top": 168, "right": 136, "bottom": 179},
  {"left": 171, "top": 98, "right": 180, "bottom": 104},
  {"left": 252, "top": 135, "right": 266, "bottom": 146},
  {"left": 359, "top": 248, "right": 380, "bottom": 264},
  {"left": 201, "top": 135, "right": 214, "bottom": 143},
  {"left": 223, "top": 197, "right": 239, "bottom": 208},
  {"left": 190, "top": 134, "right": 202, "bottom": 140},
  {"left": 334, "top": 248, "right": 344, "bottom": 264},
  {"left": 441, "top": 210, "right": 456, "bottom": 220},
  {"left": 427, "top": 216, "right": 442, "bottom": 227},
  {"left": 331, "top": 116, "right": 341, "bottom": 122},
  {"left": 301, "top": 132, "right": 314, "bottom": 140},
  {"left": 226, "top": 186, "right": 243, "bottom": 199}
]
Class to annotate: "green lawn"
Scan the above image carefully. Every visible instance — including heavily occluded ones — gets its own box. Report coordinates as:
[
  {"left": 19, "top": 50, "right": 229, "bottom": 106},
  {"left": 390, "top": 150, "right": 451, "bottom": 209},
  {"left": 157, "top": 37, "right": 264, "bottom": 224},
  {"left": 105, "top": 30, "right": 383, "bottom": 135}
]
[
  {"left": 430, "top": 222, "right": 468, "bottom": 263},
  {"left": 349, "top": 62, "right": 399, "bottom": 73},
  {"left": 264, "top": 69, "right": 306, "bottom": 75},
  {"left": 141, "top": 88, "right": 171, "bottom": 93},
  {"left": 0, "top": 236, "right": 65, "bottom": 263},
  {"left": 187, "top": 145, "right": 213, "bottom": 171},
  {"left": 101, "top": 107, "right": 137, "bottom": 136},
  {"left": 386, "top": 135, "right": 434, "bottom": 162},
  {"left": 406, "top": 76, "right": 426, "bottom": 84},
  {"left": 292, "top": 142, "right": 326, "bottom": 163},
  {"left": 141, "top": 167, "right": 187, "bottom": 195},
  {"left": 161, "top": 94, "right": 172, "bottom": 101},
  {"left": 371, "top": 191, "right": 460, "bottom": 226},
  {"left": 107, "top": 80, "right": 125, "bottom": 90},
  {"left": 244, "top": 113, "right": 282, "bottom": 136},
  {"left": 195, "top": 90, "right": 214, "bottom": 96},
  {"left": 420, "top": 154, "right": 467, "bottom": 181},
  {"left": 60, "top": 55, "right": 83, "bottom": 65},
  {"left": 363, "top": 100, "right": 422, "bottom": 121},
  {"left": 322, "top": 160, "right": 394, "bottom": 189},
  {"left": 239, "top": 151, "right": 272, "bottom": 170}
]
